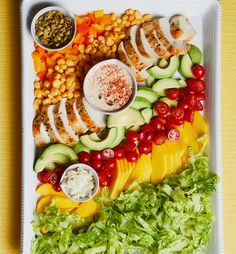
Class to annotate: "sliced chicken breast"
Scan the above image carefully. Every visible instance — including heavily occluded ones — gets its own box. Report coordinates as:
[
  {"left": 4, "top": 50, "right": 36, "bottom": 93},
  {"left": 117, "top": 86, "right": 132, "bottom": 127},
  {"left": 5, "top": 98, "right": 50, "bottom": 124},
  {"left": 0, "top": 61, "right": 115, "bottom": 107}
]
[
  {"left": 170, "top": 15, "right": 196, "bottom": 42},
  {"left": 154, "top": 18, "right": 190, "bottom": 55},
  {"left": 142, "top": 22, "right": 171, "bottom": 59},
  {"left": 32, "top": 113, "right": 51, "bottom": 147},
  {"left": 41, "top": 105, "right": 65, "bottom": 144},
  {"left": 118, "top": 41, "right": 145, "bottom": 83},
  {"left": 136, "top": 27, "right": 160, "bottom": 60},
  {"left": 124, "top": 26, "right": 151, "bottom": 72},
  {"left": 65, "top": 99, "right": 88, "bottom": 135}
]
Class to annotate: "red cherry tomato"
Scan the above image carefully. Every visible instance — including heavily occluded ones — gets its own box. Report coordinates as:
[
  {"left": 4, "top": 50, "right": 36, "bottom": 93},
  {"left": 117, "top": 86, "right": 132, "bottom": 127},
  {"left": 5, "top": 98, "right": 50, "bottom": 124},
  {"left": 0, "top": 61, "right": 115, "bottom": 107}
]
[
  {"left": 168, "top": 129, "right": 181, "bottom": 141},
  {"left": 183, "top": 87, "right": 194, "bottom": 96},
  {"left": 166, "top": 88, "right": 180, "bottom": 100},
  {"left": 178, "top": 88, "right": 185, "bottom": 99},
  {"left": 126, "top": 151, "right": 139, "bottom": 162},
  {"left": 90, "top": 151, "right": 102, "bottom": 161},
  {"left": 184, "top": 109, "right": 194, "bottom": 123},
  {"left": 185, "top": 94, "right": 196, "bottom": 108},
  {"left": 141, "top": 123, "right": 153, "bottom": 133},
  {"left": 194, "top": 101, "right": 204, "bottom": 111},
  {"left": 155, "top": 116, "right": 167, "bottom": 125},
  {"left": 153, "top": 131, "right": 167, "bottom": 145},
  {"left": 154, "top": 101, "right": 170, "bottom": 116},
  {"left": 37, "top": 170, "right": 57, "bottom": 184},
  {"left": 123, "top": 141, "right": 136, "bottom": 152},
  {"left": 178, "top": 99, "right": 189, "bottom": 110},
  {"left": 113, "top": 146, "right": 126, "bottom": 159},
  {"left": 138, "top": 141, "right": 152, "bottom": 154},
  {"left": 145, "top": 131, "right": 154, "bottom": 142},
  {"left": 165, "top": 117, "right": 176, "bottom": 131},
  {"left": 187, "top": 79, "right": 205, "bottom": 92},
  {"left": 54, "top": 166, "right": 65, "bottom": 180},
  {"left": 78, "top": 151, "right": 90, "bottom": 164},
  {"left": 52, "top": 182, "right": 62, "bottom": 192},
  {"left": 91, "top": 160, "right": 103, "bottom": 171},
  {"left": 126, "top": 131, "right": 140, "bottom": 143},
  {"left": 174, "top": 118, "right": 184, "bottom": 126},
  {"left": 98, "top": 171, "right": 111, "bottom": 187},
  {"left": 139, "top": 131, "right": 146, "bottom": 142},
  {"left": 150, "top": 117, "right": 164, "bottom": 131},
  {"left": 104, "top": 158, "right": 117, "bottom": 177},
  {"left": 192, "top": 64, "right": 205, "bottom": 79},
  {"left": 102, "top": 149, "right": 114, "bottom": 160},
  {"left": 171, "top": 107, "right": 184, "bottom": 121},
  {"left": 195, "top": 92, "right": 206, "bottom": 101}
]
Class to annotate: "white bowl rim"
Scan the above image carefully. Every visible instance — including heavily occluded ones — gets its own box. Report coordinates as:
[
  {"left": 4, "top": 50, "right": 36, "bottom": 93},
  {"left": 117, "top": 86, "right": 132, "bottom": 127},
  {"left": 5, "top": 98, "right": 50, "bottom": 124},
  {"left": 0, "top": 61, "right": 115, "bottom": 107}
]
[
  {"left": 83, "top": 59, "right": 137, "bottom": 115},
  {"left": 59, "top": 163, "right": 99, "bottom": 202},
  {"left": 30, "top": 6, "right": 77, "bottom": 51}
]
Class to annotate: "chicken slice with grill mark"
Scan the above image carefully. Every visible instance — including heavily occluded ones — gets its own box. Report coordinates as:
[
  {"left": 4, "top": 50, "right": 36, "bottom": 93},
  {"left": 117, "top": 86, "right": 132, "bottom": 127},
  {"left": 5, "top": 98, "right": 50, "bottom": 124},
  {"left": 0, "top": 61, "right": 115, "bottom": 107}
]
[
  {"left": 32, "top": 113, "right": 51, "bottom": 147},
  {"left": 170, "top": 15, "right": 196, "bottom": 42},
  {"left": 54, "top": 99, "right": 79, "bottom": 146}
]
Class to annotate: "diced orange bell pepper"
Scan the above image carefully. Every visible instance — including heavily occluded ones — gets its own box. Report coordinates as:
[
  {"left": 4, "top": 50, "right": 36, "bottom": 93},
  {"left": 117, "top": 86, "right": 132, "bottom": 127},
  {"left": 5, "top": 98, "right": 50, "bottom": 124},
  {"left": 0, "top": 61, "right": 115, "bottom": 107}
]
[
  {"left": 70, "top": 44, "right": 79, "bottom": 55},
  {"left": 73, "top": 33, "right": 85, "bottom": 44},
  {"left": 81, "top": 16, "right": 91, "bottom": 26},
  {"left": 46, "top": 57, "right": 56, "bottom": 68},
  {"left": 37, "top": 71, "right": 47, "bottom": 81},
  {"left": 32, "top": 51, "right": 47, "bottom": 73},
  {"left": 65, "top": 54, "right": 78, "bottom": 61},
  {"left": 94, "top": 10, "right": 104, "bottom": 18},
  {"left": 51, "top": 53, "right": 64, "bottom": 61},
  {"left": 89, "top": 27, "right": 97, "bottom": 37},
  {"left": 88, "top": 12, "right": 98, "bottom": 23},
  {"left": 47, "top": 74, "right": 55, "bottom": 82},
  {"left": 76, "top": 16, "right": 84, "bottom": 24},
  {"left": 99, "top": 14, "right": 111, "bottom": 25},
  {"left": 77, "top": 23, "right": 90, "bottom": 35},
  {"left": 37, "top": 47, "right": 47, "bottom": 58}
]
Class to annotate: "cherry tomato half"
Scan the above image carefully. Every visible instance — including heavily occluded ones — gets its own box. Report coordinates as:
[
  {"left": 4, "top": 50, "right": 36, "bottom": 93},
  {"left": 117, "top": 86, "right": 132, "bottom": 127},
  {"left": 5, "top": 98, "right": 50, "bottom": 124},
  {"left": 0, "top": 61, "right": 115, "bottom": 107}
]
[
  {"left": 78, "top": 151, "right": 90, "bottom": 164},
  {"left": 90, "top": 151, "right": 102, "bottom": 161},
  {"left": 113, "top": 146, "right": 126, "bottom": 160},
  {"left": 126, "top": 131, "right": 140, "bottom": 143},
  {"left": 102, "top": 149, "right": 114, "bottom": 160},
  {"left": 192, "top": 64, "right": 205, "bottom": 79},
  {"left": 54, "top": 166, "right": 65, "bottom": 180},
  {"left": 126, "top": 151, "right": 139, "bottom": 163},
  {"left": 195, "top": 92, "right": 206, "bottom": 101},
  {"left": 141, "top": 123, "right": 153, "bottom": 133},
  {"left": 104, "top": 158, "right": 117, "bottom": 177},
  {"left": 138, "top": 141, "right": 152, "bottom": 154},
  {"left": 184, "top": 109, "right": 194, "bottom": 123},
  {"left": 153, "top": 131, "right": 167, "bottom": 145},
  {"left": 150, "top": 117, "right": 164, "bottom": 131},
  {"left": 139, "top": 131, "right": 146, "bottom": 142},
  {"left": 98, "top": 171, "right": 111, "bottom": 187},
  {"left": 145, "top": 131, "right": 154, "bottom": 142},
  {"left": 168, "top": 129, "right": 181, "bottom": 141},
  {"left": 194, "top": 100, "right": 204, "bottom": 111},
  {"left": 91, "top": 159, "right": 103, "bottom": 171},
  {"left": 187, "top": 79, "right": 205, "bottom": 93},
  {"left": 123, "top": 141, "right": 136, "bottom": 152},
  {"left": 166, "top": 88, "right": 180, "bottom": 100},
  {"left": 171, "top": 107, "right": 184, "bottom": 121},
  {"left": 185, "top": 94, "right": 196, "bottom": 108},
  {"left": 178, "top": 99, "right": 189, "bottom": 110},
  {"left": 154, "top": 101, "right": 170, "bottom": 116},
  {"left": 165, "top": 117, "right": 176, "bottom": 131}
]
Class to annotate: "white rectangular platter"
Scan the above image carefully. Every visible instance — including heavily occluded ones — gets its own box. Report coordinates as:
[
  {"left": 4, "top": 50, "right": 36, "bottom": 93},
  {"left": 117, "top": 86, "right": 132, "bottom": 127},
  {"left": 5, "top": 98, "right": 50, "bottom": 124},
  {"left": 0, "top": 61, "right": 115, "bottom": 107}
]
[{"left": 21, "top": 0, "right": 223, "bottom": 253}]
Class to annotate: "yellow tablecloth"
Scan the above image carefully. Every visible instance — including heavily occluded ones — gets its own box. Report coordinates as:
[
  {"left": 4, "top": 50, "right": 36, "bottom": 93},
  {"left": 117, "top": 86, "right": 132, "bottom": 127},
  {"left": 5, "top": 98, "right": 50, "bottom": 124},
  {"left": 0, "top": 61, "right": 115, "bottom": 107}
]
[{"left": 0, "top": 0, "right": 235, "bottom": 253}]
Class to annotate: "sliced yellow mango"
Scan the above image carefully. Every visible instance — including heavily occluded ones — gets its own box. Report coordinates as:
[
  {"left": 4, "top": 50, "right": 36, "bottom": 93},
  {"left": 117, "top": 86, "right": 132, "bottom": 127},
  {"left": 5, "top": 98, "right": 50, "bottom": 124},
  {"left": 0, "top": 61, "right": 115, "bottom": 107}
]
[
  {"left": 36, "top": 195, "right": 79, "bottom": 214},
  {"left": 36, "top": 183, "right": 66, "bottom": 197},
  {"left": 165, "top": 140, "right": 181, "bottom": 177},
  {"left": 151, "top": 143, "right": 169, "bottom": 185},
  {"left": 184, "top": 122, "right": 199, "bottom": 153},
  {"left": 122, "top": 159, "right": 136, "bottom": 189},
  {"left": 73, "top": 199, "right": 99, "bottom": 218},
  {"left": 192, "top": 112, "right": 208, "bottom": 136}
]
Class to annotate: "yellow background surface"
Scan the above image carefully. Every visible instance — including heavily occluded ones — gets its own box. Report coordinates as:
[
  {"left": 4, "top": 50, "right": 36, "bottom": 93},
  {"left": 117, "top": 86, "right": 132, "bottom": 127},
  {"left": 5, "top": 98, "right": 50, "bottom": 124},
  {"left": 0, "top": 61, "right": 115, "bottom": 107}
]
[{"left": 0, "top": 0, "right": 235, "bottom": 253}]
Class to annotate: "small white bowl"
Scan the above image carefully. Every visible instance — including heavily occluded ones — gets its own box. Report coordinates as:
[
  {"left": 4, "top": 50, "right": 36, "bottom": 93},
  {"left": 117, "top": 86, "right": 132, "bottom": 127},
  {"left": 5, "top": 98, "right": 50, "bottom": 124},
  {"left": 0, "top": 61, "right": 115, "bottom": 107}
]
[
  {"left": 60, "top": 163, "right": 99, "bottom": 202},
  {"left": 83, "top": 59, "right": 137, "bottom": 115},
  {"left": 31, "top": 6, "right": 76, "bottom": 51}
]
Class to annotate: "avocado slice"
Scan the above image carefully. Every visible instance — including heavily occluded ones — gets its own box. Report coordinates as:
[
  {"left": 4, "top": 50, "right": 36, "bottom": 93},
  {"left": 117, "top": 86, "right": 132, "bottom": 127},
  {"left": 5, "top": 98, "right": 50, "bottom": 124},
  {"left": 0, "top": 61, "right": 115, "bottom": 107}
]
[
  {"left": 158, "top": 58, "right": 169, "bottom": 68},
  {"left": 188, "top": 44, "right": 202, "bottom": 65},
  {"left": 89, "top": 133, "right": 101, "bottom": 141},
  {"left": 73, "top": 142, "right": 90, "bottom": 154},
  {"left": 152, "top": 78, "right": 185, "bottom": 96},
  {"left": 147, "top": 56, "right": 179, "bottom": 79},
  {"left": 109, "top": 127, "right": 125, "bottom": 148},
  {"left": 159, "top": 97, "right": 178, "bottom": 107},
  {"left": 80, "top": 127, "right": 117, "bottom": 151},
  {"left": 131, "top": 97, "right": 152, "bottom": 110},
  {"left": 34, "top": 154, "right": 70, "bottom": 173},
  {"left": 137, "top": 87, "right": 158, "bottom": 103},
  {"left": 107, "top": 107, "right": 145, "bottom": 128},
  {"left": 141, "top": 108, "right": 153, "bottom": 123},
  {"left": 146, "top": 75, "right": 156, "bottom": 87},
  {"left": 179, "top": 53, "right": 194, "bottom": 79}
]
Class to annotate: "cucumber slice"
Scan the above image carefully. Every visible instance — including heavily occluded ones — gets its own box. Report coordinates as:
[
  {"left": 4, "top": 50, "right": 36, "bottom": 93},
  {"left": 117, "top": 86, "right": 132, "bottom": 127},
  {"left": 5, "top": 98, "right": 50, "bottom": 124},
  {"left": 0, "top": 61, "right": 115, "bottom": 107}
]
[
  {"left": 178, "top": 79, "right": 187, "bottom": 87},
  {"left": 131, "top": 97, "right": 152, "bottom": 110},
  {"left": 141, "top": 108, "right": 153, "bottom": 123},
  {"left": 159, "top": 97, "right": 178, "bottom": 107},
  {"left": 179, "top": 53, "right": 194, "bottom": 79},
  {"left": 137, "top": 87, "right": 158, "bottom": 103},
  {"left": 73, "top": 142, "right": 90, "bottom": 154},
  {"left": 147, "top": 56, "right": 179, "bottom": 79},
  {"left": 158, "top": 58, "right": 169, "bottom": 68},
  {"left": 188, "top": 44, "right": 202, "bottom": 65},
  {"left": 107, "top": 108, "right": 145, "bottom": 128},
  {"left": 152, "top": 78, "right": 183, "bottom": 96},
  {"left": 80, "top": 127, "right": 117, "bottom": 151},
  {"left": 146, "top": 75, "right": 156, "bottom": 87}
]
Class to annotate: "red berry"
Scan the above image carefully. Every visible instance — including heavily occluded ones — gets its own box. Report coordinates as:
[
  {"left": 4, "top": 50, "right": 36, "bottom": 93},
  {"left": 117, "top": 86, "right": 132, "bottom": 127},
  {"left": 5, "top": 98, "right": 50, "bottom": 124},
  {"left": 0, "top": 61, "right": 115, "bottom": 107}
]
[
  {"left": 98, "top": 171, "right": 111, "bottom": 187},
  {"left": 178, "top": 88, "right": 185, "bottom": 98},
  {"left": 154, "top": 101, "right": 170, "bottom": 116},
  {"left": 145, "top": 131, "right": 154, "bottom": 142},
  {"left": 174, "top": 118, "right": 184, "bottom": 126},
  {"left": 187, "top": 79, "right": 205, "bottom": 92},
  {"left": 155, "top": 116, "right": 167, "bottom": 125},
  {"left": 150, "top": 117, "right": 164, "bottom": 131},
  {"left": 168, "top": 129, "right": 181, "bottom": 141},
  {"left": 195, "top": 92, "right": 206, "bottom": 101},
  {"left": 178, "top": 99, "right": 189, "bottom": 110},
  {"left": 192, "top": 64, "right": 205, "bottom": 79},
  {"left": 166, "top": 88, "right": 180, "bottom": 100},
  {"left": 126, "top": 151, "right": 139, "bottom": 163},
  {"left": 194, "top": 101, "right": 204, "bottom": 111},
  {"left": 139, "top": 131, "right": 146, "bottom": 142},
  {"left": 165, "top": 117, "right": 176, "bottom": 131},
  {"left": 153, "top": 131, "right": 167, "bottom": 145},
  {"left": 102, "top": 149, "right": 114, "bottom": 160},
  {"left": 141, "top": 124, "right": 153, "bottom": 133},
  {"left": 54, "top": 167, "right": 65, "bottom": 181},
  {"left": 113, "top": 146, "right": 126, "bottom": 159},
  {"left": 123, "top": 141, "right": 136, "bottom": 152},
  {"left": 185, "top": 94, "right": 196, "bottom": 108},
  {"left": 171, "top": 107, "right": 184, "bottom": 121},
  {"left": 37, "top": 170, "right": 57, "bottom": 184},
  {"left": 91, "top": 160, "right": 103, "bottom": 171},
  {"left": 184, "top": 109, "right": 194, "bottom": 123},
  {"left": 52, "top": 182, "right": 62, "bottom": 192},
  {"left": 78, "top": 151, "right": 90, "bottom": 164},
  {"left": 126, "top": 131, "right": 140, "bottom": 143},
  {"left": 104, "top": 158, "right": 117, "bottom": 177},
  {"left": 90, "top": 151, "right": 102, "bottom": 161},
  {"left": 138, "top": 141, "right": 152, "bottom": 154}
]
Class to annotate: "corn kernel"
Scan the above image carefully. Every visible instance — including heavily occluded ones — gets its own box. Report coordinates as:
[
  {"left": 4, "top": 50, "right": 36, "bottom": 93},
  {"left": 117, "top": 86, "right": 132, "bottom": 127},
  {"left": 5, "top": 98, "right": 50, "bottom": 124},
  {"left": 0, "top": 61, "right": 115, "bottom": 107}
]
[
  {"left": 61, "top": 64, "right": 67, "bottom": 70},
  {"left": 85, "top": 45, "right": 92, "bottom": 54},
  {"left": 134, "top": 10, "right": 142, "bottom": 19},
  {"left": 128, "top": 15, "right": 134, "bottom": 22},
  {"left": 116, "top": 18, "right": 122, "bottom": 24},
  {"left": 106, "top": 38, "right": 114, "bottom": 47},
  {"left": 52, "top": 79, "right": 61, "bottom": 88},
  {"left": 121, "top": 14, "right": 128, "bottom": 20},
  {"left": 125, "top": 21, "right": 131, "bottom": 27},
  {"left": 111, "top": 13, "right": 117, "bottom": 21},
  {"left": 57, "top": 59, "right": 65, "bottom": 65},
  {"left": 34, "top": 81, "right": 41, "bottom": 89},
  {"left": 54, "top": 65, "right": 60, "bottom": 71},
  {"left": 114, "top": 27, "right": 121, "bottom": 32},
  {"left": 43, "top": 98, "right": 51, "bottom": 105},
  {"left": 34, "top": 89, "right": 43, "bottom": 99},
  {"left": 56, "top": 95, "right": 62, "bottom": 101},
  {"left": 52, "top": 98, "right": 58, "bottom": 104},
  {"left": 62, "top": 92, "right": 68, "bottom": 98},
  {"left": 43, "top": 81, "right": 51, "bottom": 88},
  {"left": 59, "top": 84, "right": 66, "bottom": 93},
  {"left": 67, "top": 91, "right": 74, "bottom": 99},
  {"left": 66, "top": 59, "right": 75, "bottom": 67},
  {"left": 92, "top": 39, "right": 99, "bottom": 47},
  {"left": 119, "top": 32, "right": 126, "bottom": 39},
  {"left": 51, "top": 87, "right": 59, "bottom": 96},
  {"left": 42, "top": 89, "right": 50, "bottom": 97},
  {"left": 131, "top": 20, "right": 138, "bottom": 26},
  {"left": 47, "top": 68, "right": 53, "bottom": 75},
  {"left": 142, "top": 14, "right": 152, "bottom": 21},
  {"left": 78, "top": 44, "right": 85, "bottom": 53},
  {"left": 111, "top": 44, "right": 117, "bottom": 52}
]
